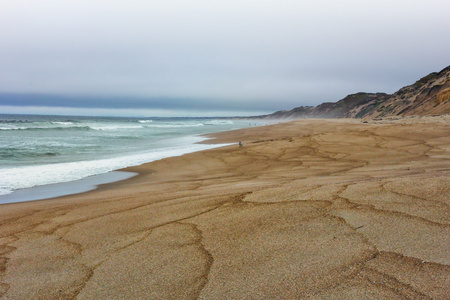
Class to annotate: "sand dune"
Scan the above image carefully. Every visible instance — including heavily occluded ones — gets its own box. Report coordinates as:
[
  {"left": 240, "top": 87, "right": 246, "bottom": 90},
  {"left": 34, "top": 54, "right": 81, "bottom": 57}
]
[{"left": 1, "top": 117, "right": 449, "bottom": 299}]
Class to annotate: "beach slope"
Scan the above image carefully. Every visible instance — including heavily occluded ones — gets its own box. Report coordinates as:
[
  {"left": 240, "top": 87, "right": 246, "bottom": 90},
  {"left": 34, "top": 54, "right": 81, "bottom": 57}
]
[{"left": 1, "top": 117, "right": 449, "bottom": 299}]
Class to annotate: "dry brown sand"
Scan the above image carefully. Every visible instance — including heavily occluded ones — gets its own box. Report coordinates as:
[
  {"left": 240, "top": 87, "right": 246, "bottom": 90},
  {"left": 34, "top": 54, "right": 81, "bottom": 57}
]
[{"left": 1, "top": 118, "right": 449, "bottom": 299}]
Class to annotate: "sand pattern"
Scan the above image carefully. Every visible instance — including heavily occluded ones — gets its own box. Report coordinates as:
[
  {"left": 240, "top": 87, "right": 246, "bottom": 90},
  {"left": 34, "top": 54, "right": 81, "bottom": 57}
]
[{"left": 0, "top": 118, "right": 449, "bottom": 299}]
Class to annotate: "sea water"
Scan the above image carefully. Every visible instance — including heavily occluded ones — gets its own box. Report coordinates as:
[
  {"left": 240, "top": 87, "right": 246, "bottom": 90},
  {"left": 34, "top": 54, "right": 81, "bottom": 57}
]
[{"left": 0, "top": 114, "right": 260, "bottom": 202}]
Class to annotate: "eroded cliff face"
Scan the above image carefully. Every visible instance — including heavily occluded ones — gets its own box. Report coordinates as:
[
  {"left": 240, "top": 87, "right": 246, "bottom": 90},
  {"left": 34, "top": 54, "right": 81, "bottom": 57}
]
[
  {"left": 314, "top": 93, "right": 390, "bottom": 119},
  {"left": 361, "top": 65, "right": 450, "bottom": 119},
  {"left": 261, "top": 65, "right": 450, "bottom": 119}
]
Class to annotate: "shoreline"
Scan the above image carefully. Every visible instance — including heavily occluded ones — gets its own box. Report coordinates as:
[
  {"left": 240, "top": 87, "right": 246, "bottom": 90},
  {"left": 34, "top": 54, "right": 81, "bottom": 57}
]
[
  {"left": 0, "top": 117, "right": 448, "bottom": 299},
  {"left": 0, "top": 136, "right": 238, "bottom": 205},
  {"left": 0, "top": 116, "right": 265, "bottom": 203}
]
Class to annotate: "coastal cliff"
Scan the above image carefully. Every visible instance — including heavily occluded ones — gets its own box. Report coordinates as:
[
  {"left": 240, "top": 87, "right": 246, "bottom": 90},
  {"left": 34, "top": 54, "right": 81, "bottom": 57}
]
[{"left": 260, "top": 65, "right": 450, "bottom": 119}]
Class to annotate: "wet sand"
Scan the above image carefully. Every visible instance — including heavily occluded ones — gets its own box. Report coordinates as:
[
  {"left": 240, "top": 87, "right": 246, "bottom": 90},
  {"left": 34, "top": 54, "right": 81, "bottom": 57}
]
[
  {"left": 0, "top": 171, "right": 137, "bottom": 205},
  {"left": 0, "top": 117, "right": 449, "bottom": 299}
]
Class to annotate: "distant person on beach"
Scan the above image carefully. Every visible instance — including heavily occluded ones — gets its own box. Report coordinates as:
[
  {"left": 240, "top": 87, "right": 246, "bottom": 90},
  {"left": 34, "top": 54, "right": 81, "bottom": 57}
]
[{"left": 239, "top": 141, "right": 243, "bottom": 147}]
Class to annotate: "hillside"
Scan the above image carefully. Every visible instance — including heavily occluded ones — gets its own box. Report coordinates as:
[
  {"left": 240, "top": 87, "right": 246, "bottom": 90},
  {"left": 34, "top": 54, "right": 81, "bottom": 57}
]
[{"left": 260, "top": 65, "right": 450, "bottom": 119}]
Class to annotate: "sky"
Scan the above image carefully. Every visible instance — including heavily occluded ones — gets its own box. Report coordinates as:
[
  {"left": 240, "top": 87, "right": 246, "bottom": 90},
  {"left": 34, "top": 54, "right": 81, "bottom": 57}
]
[{"left": 1, "top": 0, "right": 449, "bottom": 117}]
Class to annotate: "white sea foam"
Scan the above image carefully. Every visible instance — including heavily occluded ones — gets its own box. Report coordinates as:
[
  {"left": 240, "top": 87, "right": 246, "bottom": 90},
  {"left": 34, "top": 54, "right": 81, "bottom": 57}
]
[
  {"left": 51, "top": 121, "right": 74, "bottom": 125},
  {"left": 0, "top": 125, "right": 30, "bottom": 130},
  {"left": 0, "top": 124, "right": 84, "bottom": 131},
  {"left": 138, "top": 120, "right": 153, "bottom": 123},
  {"left": 0, "top": 137, "right": 231, "bottom": 196},
  {"left": 146, "top": 123, "right": 204, "bottom": 128},
  {"left": 204, "top": 120, "right": 234, "bottom": 125},
  {"left": 88, "top": 124, "right": 145, "bottom": 131}
]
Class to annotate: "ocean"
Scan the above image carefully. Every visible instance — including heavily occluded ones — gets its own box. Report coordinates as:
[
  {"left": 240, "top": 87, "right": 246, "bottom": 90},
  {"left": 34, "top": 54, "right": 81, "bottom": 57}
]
[{"left": 0, "top": 114, "right": 262, "bottom": 203}]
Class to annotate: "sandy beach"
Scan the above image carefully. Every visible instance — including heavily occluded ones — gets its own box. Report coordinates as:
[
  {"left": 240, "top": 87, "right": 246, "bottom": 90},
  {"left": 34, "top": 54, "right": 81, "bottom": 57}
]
[{"left": 0, "top": 117, "right": 449, "bottom": 299}]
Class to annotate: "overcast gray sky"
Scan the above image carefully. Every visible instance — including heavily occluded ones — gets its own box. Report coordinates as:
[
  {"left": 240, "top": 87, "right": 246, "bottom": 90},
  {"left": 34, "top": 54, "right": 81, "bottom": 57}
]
[{"left": 1, "top": 0, "right": 449, "bottom": 117}]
